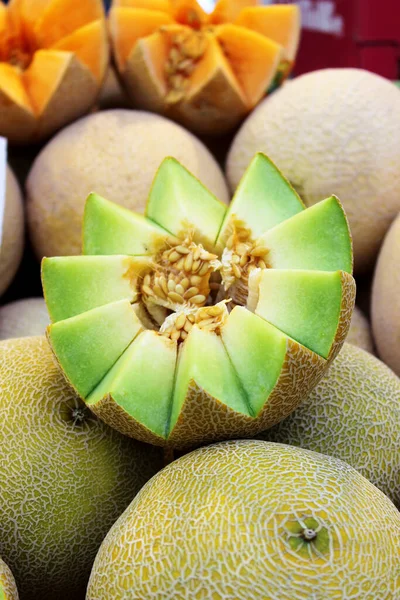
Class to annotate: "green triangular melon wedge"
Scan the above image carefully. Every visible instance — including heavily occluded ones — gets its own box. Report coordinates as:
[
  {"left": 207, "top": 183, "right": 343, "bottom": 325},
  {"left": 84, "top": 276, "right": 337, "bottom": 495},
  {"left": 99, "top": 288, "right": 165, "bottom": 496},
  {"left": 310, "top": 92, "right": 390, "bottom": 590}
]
[
  {"left": 83, "top": 193, "right": 171, "bottom": 256},
  {"left": 145, "top": 158, "right": 227, "bottom": 251},
  {"left": 87, "top": 331, "right": 177, "bottom": 443},
  {"left": 247, "top": 269, "right": 355, "bottom": 360},
  {"left": 169, "top": 326, "right": 252, "bottom": 435},
  {"left": 47, "top": 300, "right": 143, "bottom": 398},
  {"left": 42, "top": 255, "right": 153, "bottom": 323},
  {"left": 257, "top": 196, "right": 353, "bottom": 274},
  {"left": 216, "top": 153, "right": 304, "bottom": 251}
]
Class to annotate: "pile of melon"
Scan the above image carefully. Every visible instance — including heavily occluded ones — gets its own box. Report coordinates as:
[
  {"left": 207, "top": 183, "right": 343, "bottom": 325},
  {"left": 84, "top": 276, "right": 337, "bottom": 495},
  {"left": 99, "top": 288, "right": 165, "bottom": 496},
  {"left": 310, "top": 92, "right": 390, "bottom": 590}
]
[{"left": 0, "top": 1, "right": 400, "bottom": 598}]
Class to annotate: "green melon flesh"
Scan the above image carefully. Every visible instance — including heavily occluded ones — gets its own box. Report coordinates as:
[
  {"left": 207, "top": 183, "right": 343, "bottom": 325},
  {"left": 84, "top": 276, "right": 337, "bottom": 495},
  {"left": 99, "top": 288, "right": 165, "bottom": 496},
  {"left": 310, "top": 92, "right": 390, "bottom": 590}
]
[
  {"left": 146, "top": 158, "right": 227, "bottom": 251},
  {"left": 83, "top": 193, "right": 169, "bottom": 256},
  {"left": 258, "top": 195, "right": 353, "bottom": 273},
  {"left": 48, "top": 300, "right": 143, "bottom": 397},
  {"left": 170, "top": 326, "right": 251, "bottom": 433},
  {"left": 0, "top": 585, "right": 5, "bottom": 600},
  {"left": 43, "top": 255, "right": 153, "bottom": 323},
  {"left": 216, "top": 153, "right": 304, "bottom": 249},
  {"left": 249, "top": 270, "right": 342, "bottom": 359},
  {"left": 88, "top": 331, "right": 176, "bottom": 439},
  {"left": 221, "top": 306, "right": 289, "bottom": 415}
]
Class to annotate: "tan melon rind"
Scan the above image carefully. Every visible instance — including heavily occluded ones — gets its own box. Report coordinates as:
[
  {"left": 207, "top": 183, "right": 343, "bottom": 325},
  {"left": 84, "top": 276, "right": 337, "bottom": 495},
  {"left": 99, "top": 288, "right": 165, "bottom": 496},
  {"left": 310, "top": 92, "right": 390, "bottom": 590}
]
[
  {"left": 0, "top": 557, "right": 18, "bottom": 600},
  {"left": 0, "top": 87, "right": 36, "bottom": 143},
  {"left": 0, "top": 167, "right": 24, "bottom": 297},
  {"left": 326, "top": 270, "right": 356, "bottom": 364}
]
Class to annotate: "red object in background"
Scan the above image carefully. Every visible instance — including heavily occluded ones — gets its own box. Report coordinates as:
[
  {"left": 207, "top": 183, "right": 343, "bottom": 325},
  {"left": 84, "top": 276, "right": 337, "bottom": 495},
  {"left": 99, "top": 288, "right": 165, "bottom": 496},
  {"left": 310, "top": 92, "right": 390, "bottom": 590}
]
[{"left": 273, "top": 0, "right": 400, "bottom": 79}]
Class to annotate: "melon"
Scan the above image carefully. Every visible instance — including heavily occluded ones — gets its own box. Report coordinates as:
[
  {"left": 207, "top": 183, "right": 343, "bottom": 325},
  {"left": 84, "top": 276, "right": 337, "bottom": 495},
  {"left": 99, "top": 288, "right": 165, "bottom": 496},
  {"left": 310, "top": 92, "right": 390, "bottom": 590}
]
[
  {"left": 0, "top": 163, "right": 24, "bottom": 297},
  {"left": 87, "top": 439, "right": 400, "bottom": 599},
  {"left": 97, "top": 65, "right": 130, "bottom": 109},
  {"left": 26, "top": 109, "right": 229, "bottom": 259},
  {"left": 346, "top": 305, "right": 374, "bottom": 354},
  {"left": 372, "top": 213, "right": 400, "bottom": 376},
  {"left": 108, "top": 0, "right": 300, "bottom": 134},
  {"left": 0, "top": 297, "right": 49, "bottom": 340},
  {"left": 0, "top": 336, "right": 162, "bottom": 600},
  {"left": 0, "top": 0, "right": 109, "bottom": 143},
  {"left": 0, "top": 559, "right": 18, "bottom": 600},
  {"left": 260, "top": 343, "right": 400, "bottom": 507},
  {"left": 227, "top": 69, "right": 400, "bottom": 272},
  {"left": 42, "top": 152, "right": 355, "bottom": 448}
]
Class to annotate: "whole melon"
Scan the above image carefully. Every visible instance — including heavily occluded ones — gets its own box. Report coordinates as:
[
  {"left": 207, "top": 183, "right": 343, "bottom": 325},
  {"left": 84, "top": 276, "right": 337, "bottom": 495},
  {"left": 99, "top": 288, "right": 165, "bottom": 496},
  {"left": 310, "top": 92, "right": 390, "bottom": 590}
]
[
  {"left": 0, "top": 557, "right": 18, "bottom": 600},
  {"left": 227, "top": 69, "right": 400, "bottom": 272},
  {"left": 372, "top": 212, "right": 400, "bottom": 376},
  {"left": 0, "top": 298, "right": 49, "bottom": 340},
  {"left": 26, "top": 110, "right": 229, "bottom": 259},
  {"left": 260, "top": 343, "right": 400, "bottom": 507},
  {"left": 0, "top": 167, "right": 24, "bottom": 296},
  {"left": 87, "top": 439, "right": 400, "bottom": 599},
  {"left": 0, "top": 336, "right": 163, "bottom": 600},
  {"left": 346, "top": 305, "right": 374, "bottom": 353}
]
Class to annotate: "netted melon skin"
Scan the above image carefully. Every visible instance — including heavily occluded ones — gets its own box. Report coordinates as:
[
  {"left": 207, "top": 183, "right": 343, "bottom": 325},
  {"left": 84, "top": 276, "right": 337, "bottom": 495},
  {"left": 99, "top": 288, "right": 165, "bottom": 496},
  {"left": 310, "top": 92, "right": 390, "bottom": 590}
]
[
  {"left": 87, "top": 440, "right": 400, "bottom": 600},
  {"left": 0, "top": 558, "right": 18, "bottom": 600}
]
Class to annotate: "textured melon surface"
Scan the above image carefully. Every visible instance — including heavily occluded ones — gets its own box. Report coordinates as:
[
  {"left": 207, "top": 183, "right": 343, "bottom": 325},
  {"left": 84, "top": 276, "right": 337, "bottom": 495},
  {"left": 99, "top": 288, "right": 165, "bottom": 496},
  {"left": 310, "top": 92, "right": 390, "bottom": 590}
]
[
  {"left": 372, "top": 212, "right": 400, "bottom": 376},
  {"left": 0, "top": 0, "right": 108, "bottom": 143},
  {"left": 0, "top": 166, "right": 24, "bottom": 297},
  {"left": 0, "top": 558, "right": 18, "bottom": 600},
  {"left": 43, "top": 153, "right": 355, "bottom": 448},
  {"left": 86, "top": 440, "right": 400, "bottom": 599},
  {"left": 108, "top": 0, "right": 300, "bottom": 134},
  {"left": 227, "top": 68, "right": 400, "bottom": 272},
  {"left": 346, "top": 305, "right": 374, "bottom": 354},
  {"left": 0, "top": 297, "right": 49, "bottom": 340},
  {"left": 261, "top": 343, "right": 400, "bottom": 508},
  {"left": 0, "top": 336, "right": 162, "bottom": 600}
]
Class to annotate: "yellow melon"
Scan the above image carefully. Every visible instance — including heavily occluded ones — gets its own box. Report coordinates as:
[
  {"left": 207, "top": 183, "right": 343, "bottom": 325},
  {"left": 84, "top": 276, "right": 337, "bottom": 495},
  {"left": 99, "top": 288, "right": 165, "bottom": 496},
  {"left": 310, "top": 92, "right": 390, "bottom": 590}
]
[
  {"left": 26, "top": 109, "right": 229, "bottom": 259},
  {"left": 227, "top": 69, "right": 400, "bottom": 273},
  {"left": 372, "top": 212, "right": 400, "bottom": 376},
  {"left": 0, "top": 164, "right": 24, "bottom": 297},
  {"left": 0, "top": 0, "right": 109, "bottom": 143},
  {"left": 0, "top": 336, "right": 162, "bottom": 600},
  {"left": 108, "top": 0, "right": 300, "bottom": 134},
  {"left": 0, "top": 558, "right": 18, "bottom": 600},
  {"left": 87, "top": 439, "right": 400, "bottom": 598}
]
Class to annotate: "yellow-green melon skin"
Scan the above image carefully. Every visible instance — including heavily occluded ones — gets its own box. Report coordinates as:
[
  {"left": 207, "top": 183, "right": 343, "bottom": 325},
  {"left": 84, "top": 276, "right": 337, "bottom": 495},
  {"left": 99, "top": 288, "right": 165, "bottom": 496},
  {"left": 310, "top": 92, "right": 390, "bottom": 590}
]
[
  {"left": 26, "top": 109, "right": 229, "bottom": 259},
  {"left": 227, "top": 69, "right": 400, "bottom": 273},
  {"left": 87, "top": 439, "right": 400, "bottom": 600},
  {"left": 346, "top": 305, "right": 374, "bottom": 354},
  {"left": 260, "top": 343, "right": 400, "bottom": 507},
  {"left": 0, "top": 336, "right": 163, "bottom": 600},
  {"left": 0, "top": 558, "right": 18, "bottom": 600},
  {"left": 0, "top": 298, "right": 49, "bottom": 340},
  {"left": 0, "top": 167, "right": 24, "bottom": 296},
  {"left": 372, "top": 212, "right": 400, "bottom": 376}
]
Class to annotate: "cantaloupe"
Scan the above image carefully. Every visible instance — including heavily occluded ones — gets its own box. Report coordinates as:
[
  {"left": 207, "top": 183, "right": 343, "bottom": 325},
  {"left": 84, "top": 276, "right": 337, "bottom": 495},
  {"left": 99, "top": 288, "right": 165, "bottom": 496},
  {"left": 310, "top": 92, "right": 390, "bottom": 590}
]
[
  {"left": 0, "top": 0, "right": 109, "bottom": 143},
  {"left": 26, "top": 109, "right": 229, "bottom": 259},
  {"left": 96, "top": 65, "right": 130, "bottom": 109},
  {"left": 347, "top": 305, "right": 374, "bottom": 354},
  {"left": 87, "top": 439, "right": 400, "bottom": 599},
  {"left": 42, "top": 153, "right": 355, "bottom": 449},
  {"left": 260, "top": 343, "right": 400, "bottom": 508},
  {"left": 0, "top": 297, "right": 49, "bottom": 340},
  {"left": 227, "top": 69, "right": 400, "bottom": 272},
  {"left": 108, "top": 0, "right": 300, "bottom": 134},
  {"left": 0, "top": 162, "right": 24, "bottom": 297},
  {"left": 0, "top": 336, "right": 162, "bottom": 600},
  {"left": 372, "top": 212, "right": 400, "bottom": 376},
  {"left": 0, "top": 558, "right": 18, "bottom": 600}
]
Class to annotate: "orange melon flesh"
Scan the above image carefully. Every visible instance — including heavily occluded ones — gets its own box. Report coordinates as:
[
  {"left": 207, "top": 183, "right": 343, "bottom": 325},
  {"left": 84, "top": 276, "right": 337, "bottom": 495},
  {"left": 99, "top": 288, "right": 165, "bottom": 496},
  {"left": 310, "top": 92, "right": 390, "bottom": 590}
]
[
  {"left": 235, "top": 5, "right": 301, "bottom": 62},
  {"left": 215, "top": 24, "right": 282, "bottom": 107},
  {"left": 114, "top": 0, "right": 172, "bottom": 9},
  {"left": 52, "top": 20, "right": 108, "bottom": 83},
  {"left": 0, "top": 63, "right": 32, "bottom": 110},
  {"left": 35, "top": 0, "right": 104, "bottom": 47},
  {"left": 110, "top": 7, "right": 174, "bottom": 70},
  {"left": 210, "top": 0, "right": 257, "bottom": 25},
  {"left": 170, "top": 0, "right": 207, "bottom": 27},
  {"left": 22, "top": 49, "right": 73, "bottom": 114}
]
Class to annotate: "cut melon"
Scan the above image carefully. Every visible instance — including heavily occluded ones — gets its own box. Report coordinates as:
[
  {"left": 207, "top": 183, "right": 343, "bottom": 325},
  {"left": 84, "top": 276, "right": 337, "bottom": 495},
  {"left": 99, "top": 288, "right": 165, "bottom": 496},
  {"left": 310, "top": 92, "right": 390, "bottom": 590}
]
[
  {"left": 42, "top": 152, "right": 355, "bottom": 448},
  {"left": 108, "top": 0, "right": 300, "bottom": 134},
  {"left": 0, "top": 0, "right": 108, "bottom": 143}
]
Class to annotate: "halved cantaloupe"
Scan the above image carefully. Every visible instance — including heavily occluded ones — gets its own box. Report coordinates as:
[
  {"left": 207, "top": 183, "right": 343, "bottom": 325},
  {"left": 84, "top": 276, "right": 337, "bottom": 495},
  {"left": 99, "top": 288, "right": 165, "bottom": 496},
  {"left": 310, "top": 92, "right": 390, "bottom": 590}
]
[
  {"left": 42, "top": 152, "right": 355, "bottom": 448},
  {"left": 0, "top": 0, "right": 108, "bottom": 143},
  {"left": 108, "top": 0, "right": 301, "bottom": 134}
]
